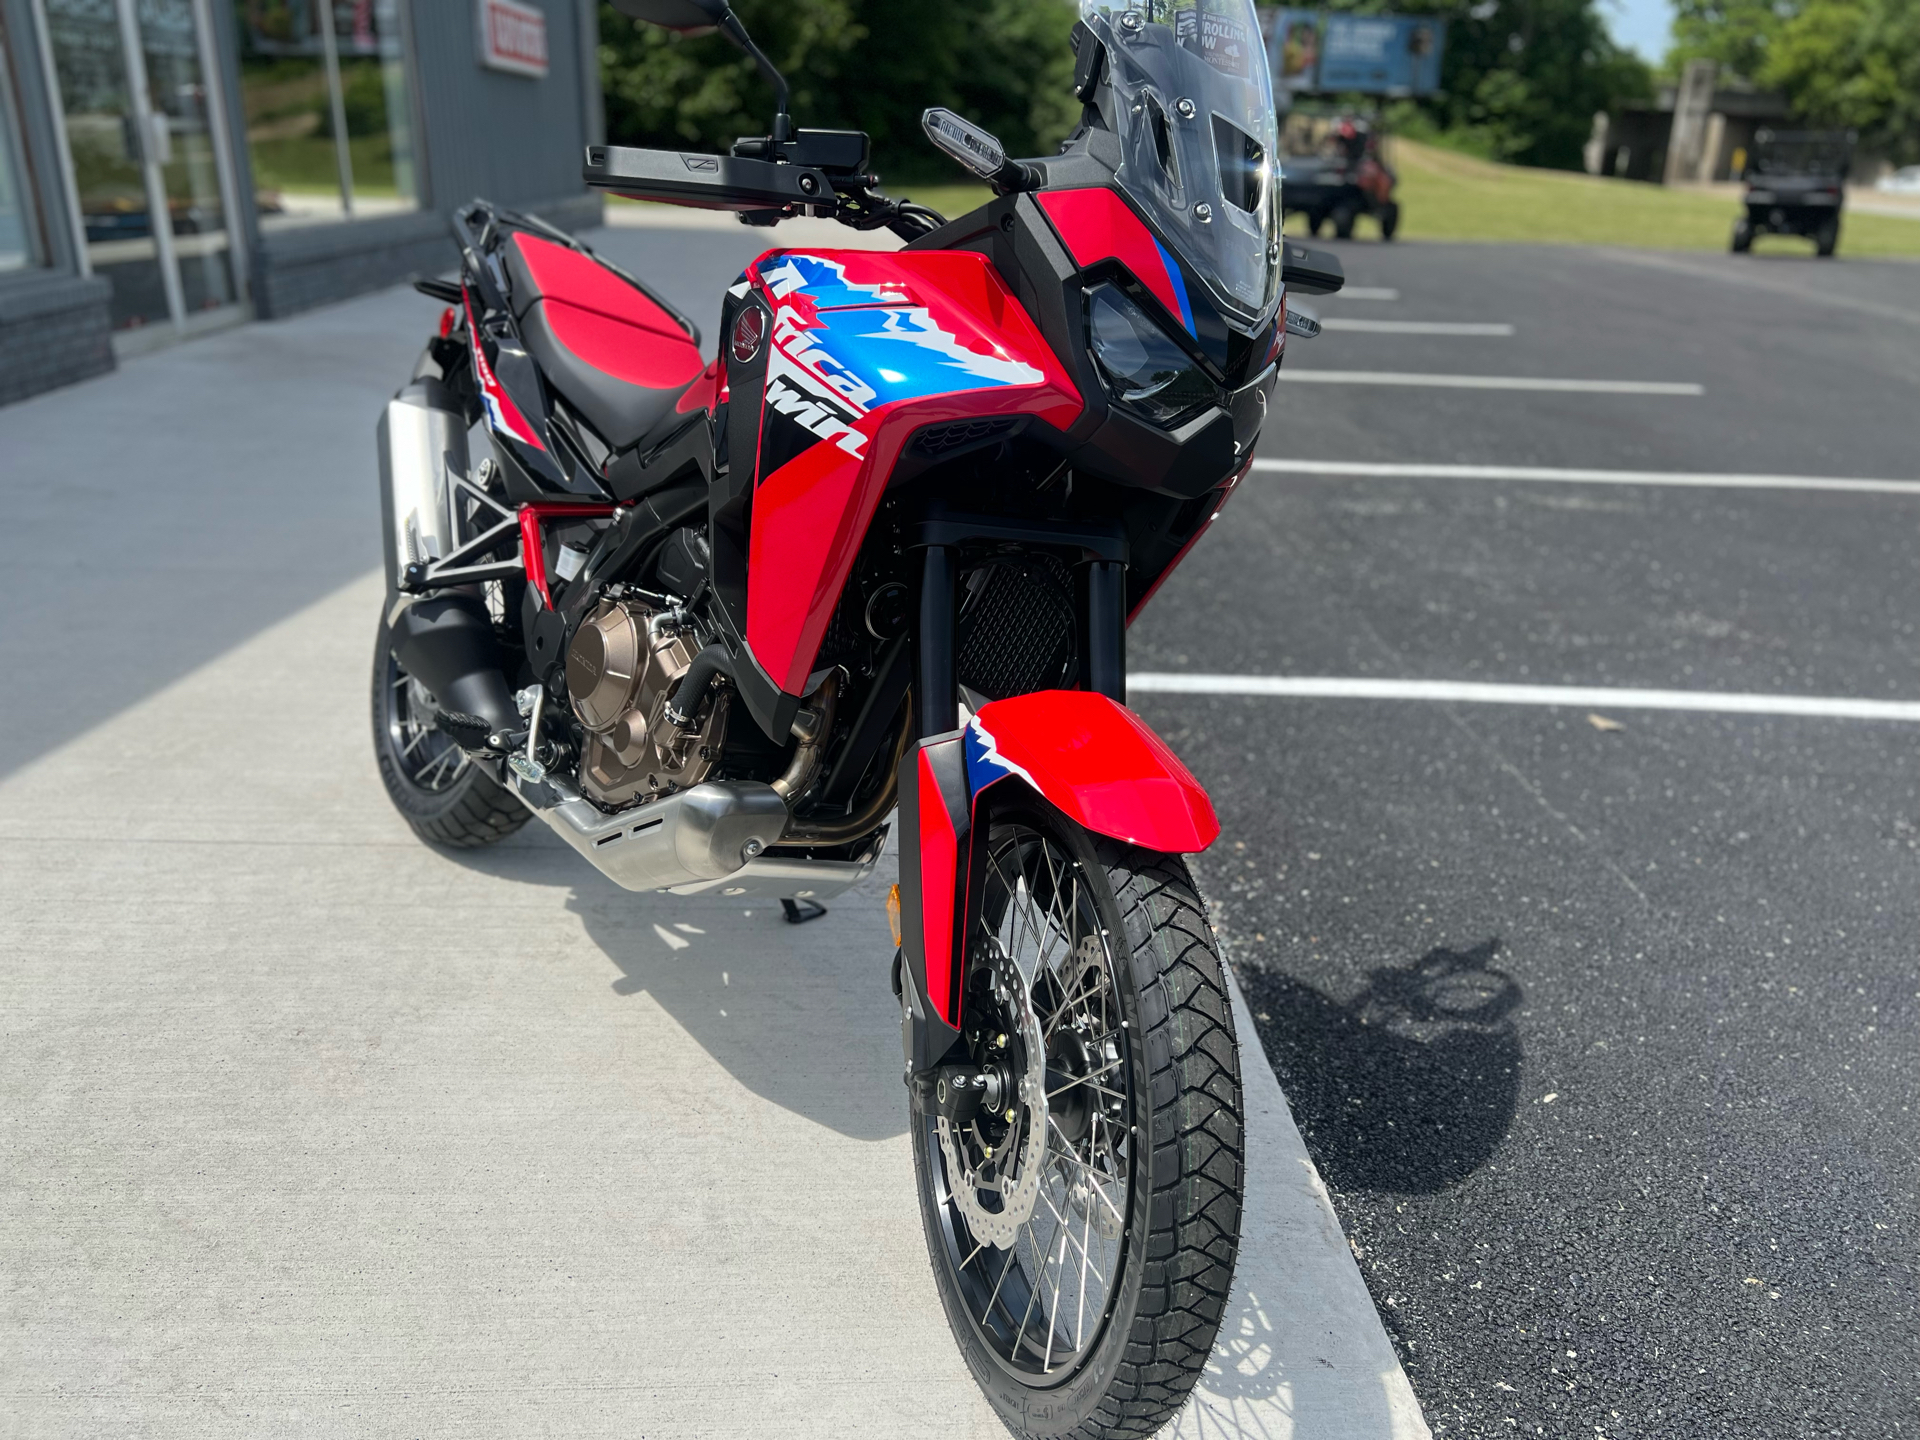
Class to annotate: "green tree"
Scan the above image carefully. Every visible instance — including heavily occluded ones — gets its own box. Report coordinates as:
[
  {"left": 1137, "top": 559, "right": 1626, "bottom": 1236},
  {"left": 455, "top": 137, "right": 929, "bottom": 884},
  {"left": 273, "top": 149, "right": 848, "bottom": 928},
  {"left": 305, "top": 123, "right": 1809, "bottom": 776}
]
[
  {"left": 1360, "top": 0, "right": 1654, "bottom": 168},
  {"left": 1666, "top": 0, "right": 1920, "bottom": 165},
  {"left": 1668, "top": 0, "right": 1789, "bottom": 81},
  {"left": 1764, "top": 0, "right": 1920, "bottom": 162},
  {"left": 598, "top": 0, "right": 1079, "bottom": 184}
]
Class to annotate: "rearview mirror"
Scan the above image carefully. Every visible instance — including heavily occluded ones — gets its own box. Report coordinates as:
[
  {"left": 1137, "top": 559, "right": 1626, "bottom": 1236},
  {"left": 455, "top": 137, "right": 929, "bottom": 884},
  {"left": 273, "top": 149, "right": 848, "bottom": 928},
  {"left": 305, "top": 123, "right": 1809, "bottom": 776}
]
[{"left": 610, "top": 0, "right": 730, "bottom": 32}]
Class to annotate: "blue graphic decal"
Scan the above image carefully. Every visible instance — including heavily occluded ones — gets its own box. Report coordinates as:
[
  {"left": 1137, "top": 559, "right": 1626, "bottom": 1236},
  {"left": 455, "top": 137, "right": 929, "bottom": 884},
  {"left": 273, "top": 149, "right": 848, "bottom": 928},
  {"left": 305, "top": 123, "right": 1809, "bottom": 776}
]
[
  {"left": 757, "top": 254, "right": 1045, "bottom": 435},
  {"left": 964, "top": 717, "right": 1036, "bottom": 798},
  {"left": 1152, "top": 238, "right": 1196, "bottom": 336}
]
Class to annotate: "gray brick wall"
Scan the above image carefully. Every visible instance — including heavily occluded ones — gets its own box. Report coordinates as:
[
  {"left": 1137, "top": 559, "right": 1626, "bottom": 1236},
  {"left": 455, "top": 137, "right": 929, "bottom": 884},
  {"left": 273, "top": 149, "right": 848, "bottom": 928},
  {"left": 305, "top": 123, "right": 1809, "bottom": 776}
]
[{"left": 0, "top": 275, "right": 115, "bottom": 408}]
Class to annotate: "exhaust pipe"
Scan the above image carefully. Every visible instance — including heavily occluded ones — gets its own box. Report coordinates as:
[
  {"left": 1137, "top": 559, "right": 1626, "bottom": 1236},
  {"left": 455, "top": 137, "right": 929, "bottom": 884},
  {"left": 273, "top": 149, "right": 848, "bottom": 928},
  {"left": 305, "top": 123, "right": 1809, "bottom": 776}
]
[
  {"left": 377, "top": 377, "right": 465, "bottom": 592},
  {"left": 376, "top": 377, "right": 520, "bottom": 735}
]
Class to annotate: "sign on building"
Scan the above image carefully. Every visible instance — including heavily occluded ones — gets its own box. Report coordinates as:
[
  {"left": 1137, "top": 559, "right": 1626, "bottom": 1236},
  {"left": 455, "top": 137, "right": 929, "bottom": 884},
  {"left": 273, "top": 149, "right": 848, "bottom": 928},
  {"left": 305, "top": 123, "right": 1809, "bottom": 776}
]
[{"left": 478, "top": 0, "right": 549, "bottom": 78}]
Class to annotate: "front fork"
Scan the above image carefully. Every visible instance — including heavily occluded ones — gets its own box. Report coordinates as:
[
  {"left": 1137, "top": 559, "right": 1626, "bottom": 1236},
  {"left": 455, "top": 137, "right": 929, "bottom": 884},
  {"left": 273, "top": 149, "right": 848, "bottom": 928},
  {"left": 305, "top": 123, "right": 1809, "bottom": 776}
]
[{"left": 897, "top": 532, "right": 1129, "bottom": 1084}]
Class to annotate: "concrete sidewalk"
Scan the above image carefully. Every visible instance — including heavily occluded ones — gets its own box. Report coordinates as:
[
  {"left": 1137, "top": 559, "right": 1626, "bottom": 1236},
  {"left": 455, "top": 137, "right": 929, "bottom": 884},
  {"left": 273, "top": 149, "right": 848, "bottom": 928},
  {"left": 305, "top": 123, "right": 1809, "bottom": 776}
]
[{"left": 0, "top": 237, "right": 1426, "bottom": 1440}]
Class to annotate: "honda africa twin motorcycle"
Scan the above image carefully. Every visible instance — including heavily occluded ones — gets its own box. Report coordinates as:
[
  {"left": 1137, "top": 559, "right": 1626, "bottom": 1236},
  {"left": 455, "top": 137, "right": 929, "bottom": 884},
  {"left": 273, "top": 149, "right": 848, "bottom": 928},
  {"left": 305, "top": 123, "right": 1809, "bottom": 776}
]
[{"left": 372, "top": 0, "right": 1340, "bottom": 1433}]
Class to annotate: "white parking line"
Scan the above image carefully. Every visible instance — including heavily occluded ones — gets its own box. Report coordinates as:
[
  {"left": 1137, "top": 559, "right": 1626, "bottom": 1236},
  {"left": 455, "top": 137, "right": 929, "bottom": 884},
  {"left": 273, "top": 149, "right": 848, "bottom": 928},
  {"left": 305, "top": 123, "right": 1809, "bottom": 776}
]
[
  {"left": 1329, "top": 286, "right": 1400, "bottom": 300},
  {"left": 1276, "top": 371, "right": 1704, "bottom": 394},
  {"left": 1250, "top": 458, "right": 1920, "bottom": 495},
  {"left": 1127, "top": 674, "right": 1920, "bottom": 722},
  {"left": 1319, "top": 319, "right": 1514, "bottom": 336}
]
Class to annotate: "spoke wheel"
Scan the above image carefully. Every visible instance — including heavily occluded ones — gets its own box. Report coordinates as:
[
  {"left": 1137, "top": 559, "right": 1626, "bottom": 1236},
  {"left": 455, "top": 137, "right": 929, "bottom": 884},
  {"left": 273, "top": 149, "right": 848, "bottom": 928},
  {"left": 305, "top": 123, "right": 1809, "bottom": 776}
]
[
  {"left": 913, "top": 805, "right": 1244, "bottom": 1439},
  {"left": 370, "top": 611, "right": 529, "bottom": 849}
]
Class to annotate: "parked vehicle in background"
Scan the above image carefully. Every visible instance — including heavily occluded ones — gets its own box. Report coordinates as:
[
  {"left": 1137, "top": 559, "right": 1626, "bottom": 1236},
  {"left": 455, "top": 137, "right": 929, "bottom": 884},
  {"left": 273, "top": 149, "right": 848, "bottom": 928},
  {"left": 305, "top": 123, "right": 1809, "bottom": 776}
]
[
  {"left": 370, "top": 0, "right": 1343, "bottom": 1434},
  {"left": 1280, "top": 112, "right": 1398, "bottom": 240},
  {"left": 1875, "top": 165, "right": 1920, "bottom": 195},
  {"left": 1733, "top": 129, "right": 1854, "bottom": 257}
]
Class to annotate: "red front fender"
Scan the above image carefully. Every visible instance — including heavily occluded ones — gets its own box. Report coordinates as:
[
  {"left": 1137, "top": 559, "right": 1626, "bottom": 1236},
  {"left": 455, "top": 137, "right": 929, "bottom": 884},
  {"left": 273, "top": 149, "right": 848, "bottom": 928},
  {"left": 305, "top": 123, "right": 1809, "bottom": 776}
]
[
  {"left": 897, "top": 692, "right": 1217, "bottom": 1053},
  {"left": 968, "top": 691, "right": 1219, "bottom": 853}
]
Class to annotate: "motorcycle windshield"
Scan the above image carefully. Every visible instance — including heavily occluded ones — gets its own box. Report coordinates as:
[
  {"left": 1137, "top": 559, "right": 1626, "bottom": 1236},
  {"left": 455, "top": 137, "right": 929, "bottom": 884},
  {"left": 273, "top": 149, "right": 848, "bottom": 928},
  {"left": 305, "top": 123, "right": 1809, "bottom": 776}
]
[{"left": 1081, "top": 0, "right": 1282, "bottom": 330}]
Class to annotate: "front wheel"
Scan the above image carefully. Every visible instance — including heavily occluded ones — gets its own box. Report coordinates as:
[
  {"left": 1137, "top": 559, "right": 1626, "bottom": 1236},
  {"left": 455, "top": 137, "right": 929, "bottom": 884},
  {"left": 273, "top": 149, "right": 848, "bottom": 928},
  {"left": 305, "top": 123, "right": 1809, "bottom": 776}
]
[
  {"left": 913, "top": 807, "right": 1243, "bottom": 1439},
  {"left": 1378, "top": 201, "right": 1400, "bottom": 241},
  {"left": 1814, "top": 217, "right": 1839, "bottom": 257},
  {"left": 1731, "top": 217, "right": 1754, "bottom": 253}
]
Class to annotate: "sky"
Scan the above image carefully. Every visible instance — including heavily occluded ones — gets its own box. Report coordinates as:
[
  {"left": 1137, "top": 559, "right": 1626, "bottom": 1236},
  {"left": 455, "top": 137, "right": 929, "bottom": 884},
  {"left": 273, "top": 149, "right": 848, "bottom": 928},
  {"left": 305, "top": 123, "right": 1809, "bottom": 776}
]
[
  {"left": 1597, "top": 0, "right": 1674, "bottom": 59},
  {"left": 1603, "top": 0, "right": 1676, "bottom": 60}
]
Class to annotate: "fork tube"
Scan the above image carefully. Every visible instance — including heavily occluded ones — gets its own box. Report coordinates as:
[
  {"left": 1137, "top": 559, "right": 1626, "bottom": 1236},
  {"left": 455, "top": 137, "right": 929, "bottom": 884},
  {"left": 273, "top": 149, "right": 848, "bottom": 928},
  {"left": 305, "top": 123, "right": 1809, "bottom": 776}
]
[
  {"left": 917, "top": 544, "right": 957, "bottom": 738},
  {"left": 1087, "top": 560, "right": 1126, "bottom": 703}
]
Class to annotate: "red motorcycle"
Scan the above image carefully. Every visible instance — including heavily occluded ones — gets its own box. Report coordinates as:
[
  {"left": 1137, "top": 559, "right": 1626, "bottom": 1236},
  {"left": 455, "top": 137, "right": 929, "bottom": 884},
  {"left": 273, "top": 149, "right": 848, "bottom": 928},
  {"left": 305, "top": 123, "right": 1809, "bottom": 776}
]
[{"left": 372, "top": 1, "right": 1339, "bottom": 1432}]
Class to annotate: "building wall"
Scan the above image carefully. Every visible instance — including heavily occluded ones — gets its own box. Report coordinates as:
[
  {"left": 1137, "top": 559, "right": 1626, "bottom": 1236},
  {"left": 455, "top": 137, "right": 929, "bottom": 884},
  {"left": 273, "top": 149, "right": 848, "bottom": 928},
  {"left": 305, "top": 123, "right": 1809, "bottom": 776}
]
[
  {"left": 250, "top": 0, "right": 605, "bottom": 319},
  {"left": 0, "top": 0, "right": 115, "bottom": 403},
  {"left": 0, "top": 0, "right": 606, "bottom": 406}
]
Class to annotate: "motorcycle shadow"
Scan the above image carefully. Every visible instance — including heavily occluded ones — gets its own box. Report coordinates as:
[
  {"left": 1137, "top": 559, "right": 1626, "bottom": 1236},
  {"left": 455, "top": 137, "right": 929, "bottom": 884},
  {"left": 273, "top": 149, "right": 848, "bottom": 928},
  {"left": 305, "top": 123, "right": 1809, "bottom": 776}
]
[
  {"left": 443, "top": 824, "right": 910, "bottom": 1142},
  {"left": 1238, "top": 938, "right": 1523, "bottom": 1194}
]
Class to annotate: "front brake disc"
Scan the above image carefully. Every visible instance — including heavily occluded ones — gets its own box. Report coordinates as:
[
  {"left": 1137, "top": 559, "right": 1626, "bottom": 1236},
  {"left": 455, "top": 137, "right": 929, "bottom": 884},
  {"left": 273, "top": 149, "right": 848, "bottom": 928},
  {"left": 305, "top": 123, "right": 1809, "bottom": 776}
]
[{"left": 938, "top": 946, "right": 1047, "bottom": 1249}]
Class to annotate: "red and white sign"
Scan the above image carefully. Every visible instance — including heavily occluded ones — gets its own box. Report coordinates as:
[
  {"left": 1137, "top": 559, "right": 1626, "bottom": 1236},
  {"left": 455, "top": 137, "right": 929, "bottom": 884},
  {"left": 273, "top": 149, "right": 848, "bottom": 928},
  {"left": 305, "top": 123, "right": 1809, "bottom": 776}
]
[{"left": 478, "top": 0, "right": 548, "bottom": 78}]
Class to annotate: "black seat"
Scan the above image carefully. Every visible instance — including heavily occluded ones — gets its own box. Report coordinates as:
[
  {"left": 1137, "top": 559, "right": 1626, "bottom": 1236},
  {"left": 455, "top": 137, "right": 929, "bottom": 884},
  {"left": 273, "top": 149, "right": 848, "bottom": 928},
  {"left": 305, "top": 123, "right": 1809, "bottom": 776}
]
[{"left": 503, "top": 232, "right": 708, "bottom": 451}]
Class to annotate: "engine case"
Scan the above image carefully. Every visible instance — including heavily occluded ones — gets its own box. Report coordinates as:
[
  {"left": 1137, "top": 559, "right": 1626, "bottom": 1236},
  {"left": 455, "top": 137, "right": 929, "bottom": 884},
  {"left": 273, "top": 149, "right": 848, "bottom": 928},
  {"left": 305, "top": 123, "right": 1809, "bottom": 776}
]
[{"left": 566, "top": 599, "right": 727, "bottom": 808}]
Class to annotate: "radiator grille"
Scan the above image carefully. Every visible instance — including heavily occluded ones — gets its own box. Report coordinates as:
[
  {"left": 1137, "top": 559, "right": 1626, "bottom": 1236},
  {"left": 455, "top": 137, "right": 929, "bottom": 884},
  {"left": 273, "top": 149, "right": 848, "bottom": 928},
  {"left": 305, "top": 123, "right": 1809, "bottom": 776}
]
[{"left": 956, "top": 554, "right": 1077, "bottom": 701}]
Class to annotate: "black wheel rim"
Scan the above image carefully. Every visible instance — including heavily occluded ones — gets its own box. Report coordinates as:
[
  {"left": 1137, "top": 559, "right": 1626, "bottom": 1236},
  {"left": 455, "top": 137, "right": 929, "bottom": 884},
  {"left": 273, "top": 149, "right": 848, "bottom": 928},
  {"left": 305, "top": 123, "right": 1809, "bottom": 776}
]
[
  {"left": 925, "top": 819, "right": 1135, "bottom": 1384},
  {"left": 380, "top": 648, "right": 470, "bottom": 795}
]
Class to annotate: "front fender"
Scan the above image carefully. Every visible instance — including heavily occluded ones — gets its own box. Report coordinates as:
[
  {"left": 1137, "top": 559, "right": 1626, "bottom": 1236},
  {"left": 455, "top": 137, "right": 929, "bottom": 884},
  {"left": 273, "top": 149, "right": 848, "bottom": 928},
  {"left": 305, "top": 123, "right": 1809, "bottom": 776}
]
[
  {"left": 897, "top": 691, "right": 1217, "bottom": 1074},
  {"left": 967, "top": 691, "right": 1219, "bottom": 853}
]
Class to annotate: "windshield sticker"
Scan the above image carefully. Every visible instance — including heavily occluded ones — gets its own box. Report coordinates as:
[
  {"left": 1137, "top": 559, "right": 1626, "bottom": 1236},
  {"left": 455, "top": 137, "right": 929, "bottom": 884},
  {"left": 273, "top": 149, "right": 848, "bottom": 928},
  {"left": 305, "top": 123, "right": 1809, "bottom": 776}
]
[{"left": 1188, "top": 0, "right": 1255, "bottom": 78}]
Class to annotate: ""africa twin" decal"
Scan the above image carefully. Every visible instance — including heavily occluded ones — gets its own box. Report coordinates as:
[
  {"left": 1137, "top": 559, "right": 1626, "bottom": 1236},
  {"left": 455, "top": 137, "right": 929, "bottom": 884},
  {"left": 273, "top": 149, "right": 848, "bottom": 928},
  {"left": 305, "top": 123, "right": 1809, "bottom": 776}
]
[{"left": 752, "top": 253, "right": 1046, "bottom": 468}]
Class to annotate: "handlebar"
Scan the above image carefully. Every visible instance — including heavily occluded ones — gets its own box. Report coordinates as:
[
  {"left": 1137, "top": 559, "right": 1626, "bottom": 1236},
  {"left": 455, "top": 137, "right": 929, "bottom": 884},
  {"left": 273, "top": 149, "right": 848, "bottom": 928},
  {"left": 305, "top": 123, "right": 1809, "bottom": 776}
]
[{"left": 583, "top": 142, "right": 948, "bottom": 241}]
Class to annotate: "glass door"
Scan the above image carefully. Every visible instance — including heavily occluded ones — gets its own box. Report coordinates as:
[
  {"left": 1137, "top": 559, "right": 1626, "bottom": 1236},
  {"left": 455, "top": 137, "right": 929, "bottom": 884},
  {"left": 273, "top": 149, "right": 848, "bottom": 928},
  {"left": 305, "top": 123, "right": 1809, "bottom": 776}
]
[{"left": 44, "top": 0, "right": 242, "bottom": 335}]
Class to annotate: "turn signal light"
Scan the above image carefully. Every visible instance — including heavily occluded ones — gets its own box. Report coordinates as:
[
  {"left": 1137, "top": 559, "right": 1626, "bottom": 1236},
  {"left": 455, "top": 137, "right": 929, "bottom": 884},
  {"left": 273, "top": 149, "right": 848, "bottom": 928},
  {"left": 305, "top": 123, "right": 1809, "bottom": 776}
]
[{"left": 887, "top": 883, "right": 903, "bottom": 948}]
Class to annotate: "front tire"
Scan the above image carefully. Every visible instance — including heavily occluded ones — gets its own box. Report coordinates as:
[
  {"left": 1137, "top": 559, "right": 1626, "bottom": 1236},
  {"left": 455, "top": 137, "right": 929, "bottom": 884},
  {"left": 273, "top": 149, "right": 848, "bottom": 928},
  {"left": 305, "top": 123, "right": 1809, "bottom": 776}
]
[
  {"left": 1815, "top": 217, "right": 1839, "bottom": 257},
  {"left": 913, "top": 807, "right": 1243, "bottom": 1439},
  {"left": 371, "top": 612, "right": 529, "bottom": 848},
  {"left": 1332, "top": 203, "right": 1358, "bottom": 240},
  {"left": 1731, "top": 217, "right": 1754, "bottom": 253}
]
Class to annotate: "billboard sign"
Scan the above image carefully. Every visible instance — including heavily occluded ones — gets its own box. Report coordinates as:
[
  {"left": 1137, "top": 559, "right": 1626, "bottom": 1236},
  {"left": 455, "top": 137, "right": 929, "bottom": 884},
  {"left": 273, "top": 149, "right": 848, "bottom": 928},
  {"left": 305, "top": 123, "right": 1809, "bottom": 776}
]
[
  {"left": 1260, "top": 9, "right": 1446, "bottom": 96},
  {"left": 1317, "top": 14, "right": 1445, "bottom": 94},
  {"left": 1267, "top": 8, "right": 1324, "bottom": 100}
]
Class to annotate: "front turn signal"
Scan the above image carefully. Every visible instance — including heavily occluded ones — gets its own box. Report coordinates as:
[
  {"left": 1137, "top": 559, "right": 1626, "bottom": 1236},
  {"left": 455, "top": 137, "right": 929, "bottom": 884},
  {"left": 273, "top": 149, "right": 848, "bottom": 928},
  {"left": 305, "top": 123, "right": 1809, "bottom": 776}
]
[{"left": 887, "top": 883, "right": 903, "bottom": 949}]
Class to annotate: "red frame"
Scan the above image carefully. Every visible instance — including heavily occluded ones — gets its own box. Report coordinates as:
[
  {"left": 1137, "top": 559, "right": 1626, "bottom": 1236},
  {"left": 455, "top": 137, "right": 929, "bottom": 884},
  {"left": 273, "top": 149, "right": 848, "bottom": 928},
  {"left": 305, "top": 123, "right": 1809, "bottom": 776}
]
[{"left": 519, "top": 502, "right": 616, "bottom": 609}]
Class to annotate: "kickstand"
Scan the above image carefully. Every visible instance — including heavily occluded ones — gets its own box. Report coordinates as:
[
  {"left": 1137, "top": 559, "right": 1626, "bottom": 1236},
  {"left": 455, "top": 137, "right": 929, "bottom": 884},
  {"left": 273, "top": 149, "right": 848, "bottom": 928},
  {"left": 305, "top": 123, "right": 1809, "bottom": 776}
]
[{"left": 781, "top": 897, "right": 827, "bottom": 925}]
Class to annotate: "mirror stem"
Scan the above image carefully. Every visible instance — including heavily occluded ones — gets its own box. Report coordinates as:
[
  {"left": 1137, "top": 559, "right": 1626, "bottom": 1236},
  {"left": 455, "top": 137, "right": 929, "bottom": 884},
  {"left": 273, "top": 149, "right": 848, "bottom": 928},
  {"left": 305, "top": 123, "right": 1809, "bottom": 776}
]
[{"left": 722, "top": 14, "right": 793, "bottom": 142}]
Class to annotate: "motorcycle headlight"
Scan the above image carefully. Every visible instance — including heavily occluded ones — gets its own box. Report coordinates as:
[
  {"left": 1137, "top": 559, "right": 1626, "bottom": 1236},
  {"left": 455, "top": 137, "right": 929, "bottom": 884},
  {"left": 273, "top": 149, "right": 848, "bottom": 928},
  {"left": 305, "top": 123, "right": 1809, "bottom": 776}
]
[{"left": 1086, "top": 284, "right": 1216, "bottom": 428}]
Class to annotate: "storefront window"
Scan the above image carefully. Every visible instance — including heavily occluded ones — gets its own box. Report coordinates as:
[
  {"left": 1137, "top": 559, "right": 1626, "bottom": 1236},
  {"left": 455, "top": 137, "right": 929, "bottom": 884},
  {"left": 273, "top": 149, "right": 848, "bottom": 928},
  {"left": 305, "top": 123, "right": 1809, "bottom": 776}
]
[
  {"left": 0, "top": 18, "right": 43, "bottom": 272},
  {"left": 234, "top": 0, "right": 419, "bottom": 230},
  {"left": 45, "top": 0, "right": 240, "bottom": 330}
]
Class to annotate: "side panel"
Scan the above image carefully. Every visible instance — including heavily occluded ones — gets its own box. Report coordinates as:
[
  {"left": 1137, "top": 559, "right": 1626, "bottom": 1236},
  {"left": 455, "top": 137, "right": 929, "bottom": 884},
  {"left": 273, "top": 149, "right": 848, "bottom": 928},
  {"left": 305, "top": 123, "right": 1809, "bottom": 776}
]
[
  {"left": 742, "top": 249, "right": 1084, "bottom": 695},
  {"left": 967, "top": 691, "right": 1220, "bottom": 854},
  {"left": 1035, "top": 186, "right": 1194, "bottom": 335},
  {"left": 898, "top": 734, "right": 972, "bottom": 1046}
]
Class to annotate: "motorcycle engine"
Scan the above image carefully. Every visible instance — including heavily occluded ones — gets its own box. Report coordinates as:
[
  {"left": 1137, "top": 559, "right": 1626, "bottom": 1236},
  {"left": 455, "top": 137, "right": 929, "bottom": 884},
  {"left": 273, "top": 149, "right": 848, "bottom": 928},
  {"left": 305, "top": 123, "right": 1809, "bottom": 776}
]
[{"left": 565, "top": 598, "right": 727, "bottom": 808}]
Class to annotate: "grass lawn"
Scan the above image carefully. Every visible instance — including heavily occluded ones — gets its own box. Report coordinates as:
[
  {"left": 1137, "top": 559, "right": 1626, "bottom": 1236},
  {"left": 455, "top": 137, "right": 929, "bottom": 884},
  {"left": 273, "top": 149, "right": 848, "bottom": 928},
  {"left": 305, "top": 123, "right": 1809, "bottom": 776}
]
[
  {"left": 1304, "top": 139, "right": 1920, "bottom": 259},
  {"left": 609, "top": 147, "right": 1920, "bottom": 260}
]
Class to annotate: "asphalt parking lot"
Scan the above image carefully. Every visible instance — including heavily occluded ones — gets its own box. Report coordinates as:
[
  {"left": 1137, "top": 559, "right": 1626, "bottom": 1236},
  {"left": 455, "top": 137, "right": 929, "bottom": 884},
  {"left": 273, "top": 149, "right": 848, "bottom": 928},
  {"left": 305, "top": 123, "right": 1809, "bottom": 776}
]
[{"left": 1129, "top": 241, "right": 1920, "bottom": 1438}]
